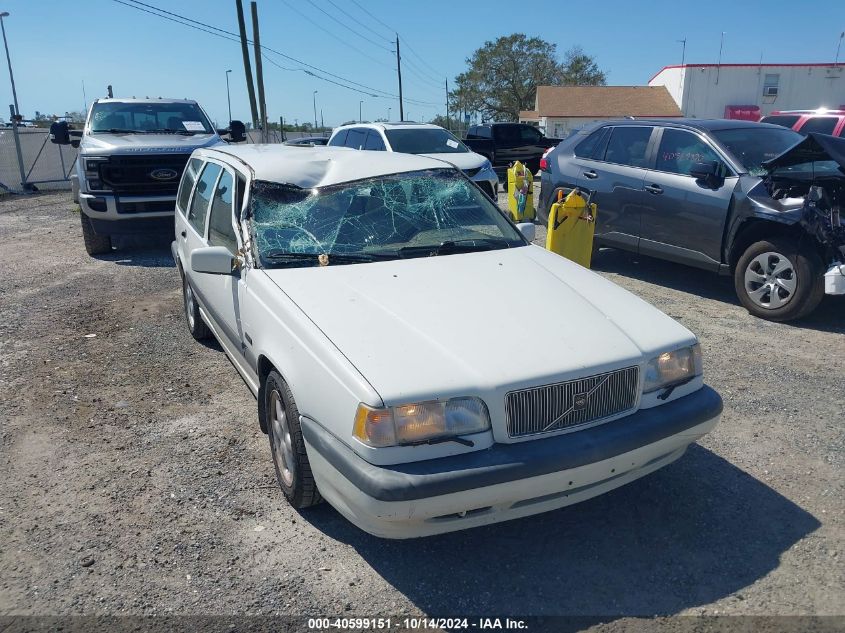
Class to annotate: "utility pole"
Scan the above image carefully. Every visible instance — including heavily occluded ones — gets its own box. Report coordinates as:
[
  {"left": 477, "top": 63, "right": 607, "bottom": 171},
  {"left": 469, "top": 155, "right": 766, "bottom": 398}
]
[
  {"left": 676, "top": 38, "right": 686, "bottom": 106},
  {"left": 225, "top": 69, "right": 232, "bottom": 122},
  {"left": 313, "top": 91, "right": 318, "bottom": 130},
  {"left": 0, "top": 12, "right": 20, "bottom": 117},
  {"left": 235, "top": 0, "right": 258, "bottom": 129},
  {"left": 251, "top": 1, "right": 267, "bottom": 142},
  {"left": 836, "top": 31, "right": 844, "bottom": 66},
  {"left": 359, "top": 100, "right": 363, "bottom": 123},
  {"left": 716, "top": 32, "right": 725, "bottom": 85},
  {"left": 395, "top": 34, "right": 404, "bottom": 122},
  {"left": 445, "top": 77, "right": 449, "bottom": 131},
  {"left": 320, "top": 109, "right": 324, "bottom": 135}
]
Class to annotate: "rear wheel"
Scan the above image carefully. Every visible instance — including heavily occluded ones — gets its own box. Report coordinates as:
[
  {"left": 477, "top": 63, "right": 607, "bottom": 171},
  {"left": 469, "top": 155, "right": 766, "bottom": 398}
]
[
  {"left": 263, "top": 370, "right": 322, "bottom": 509},
  {"left": 734, "top": 238, "right": 824, "bottom": 321},
  {"left": 80, "top": 213, "right": 112, "bottom": 256}
]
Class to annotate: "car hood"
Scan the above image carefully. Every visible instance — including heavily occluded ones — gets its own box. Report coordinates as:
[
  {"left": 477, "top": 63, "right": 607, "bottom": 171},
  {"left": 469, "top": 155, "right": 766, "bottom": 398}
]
[
  {"left": 80, "top": 132, "right": 221, "bottom": 155},
  {"left": 763, "top": 132, "right": 845, "bottom": 172},
  {"left": 418, "top": 151, "right": 487, "bottom": 171},
  {"left": 263, "top": 245, "right": 695, "bottom": 405}
]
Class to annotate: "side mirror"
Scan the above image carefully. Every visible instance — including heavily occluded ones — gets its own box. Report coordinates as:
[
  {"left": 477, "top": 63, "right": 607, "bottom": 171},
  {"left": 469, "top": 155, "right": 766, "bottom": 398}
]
[
  {"left": 228, "top": 120, "right": 246, "bottom": 143},
  {"left": 70, "top": 130, "right": 82, "bottom": 148},
  {"left": 516, "top": 222, "right": 536, "bottom": 242},
  {"left": 49, "top": 121, "right": 70, "bottom": 145},
  {"left": 690, "top": 160, "right": 721, "bottom": 185},
  {"left": 191, "top": 246, "right": 236, "bottom": 275}
]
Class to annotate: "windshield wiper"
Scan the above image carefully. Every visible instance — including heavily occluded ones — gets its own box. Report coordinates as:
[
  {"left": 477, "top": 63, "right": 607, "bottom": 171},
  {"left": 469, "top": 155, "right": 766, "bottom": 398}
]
[
  {"left": 397, "top": 237, "right": 512, "bottom": 258},
  {"left": 263, "top": 251, "right": 398, "bottom": 267},
  {"left": 96, "top": 128, "right": 143, "bottom": 134},
  {"left": 147, "top": 128, "right": 199, "bottom": 135}
]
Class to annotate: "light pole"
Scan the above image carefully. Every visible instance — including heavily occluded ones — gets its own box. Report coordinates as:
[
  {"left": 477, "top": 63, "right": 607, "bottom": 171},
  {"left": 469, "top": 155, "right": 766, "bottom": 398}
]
[
  {"left": 312, "top": 90, "right": 318, "bottom": 131},
  {"left": 359, "top": 100, "right": 363, "bottom": 123},
  {"left": 388, "top": 107, "right": 391, "bottom": 121},
  {"left": 225, "top": 69, "right": 232, "bottom": 122},
  {"left": 0, "top": 12, "right": 20, "bottom": 117}
]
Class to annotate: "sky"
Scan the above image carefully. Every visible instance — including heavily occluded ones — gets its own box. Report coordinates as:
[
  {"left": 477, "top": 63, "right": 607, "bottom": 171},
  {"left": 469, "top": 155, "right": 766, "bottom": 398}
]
[{"left": 1, "top": 0, "right": 844, "bottom": 127}]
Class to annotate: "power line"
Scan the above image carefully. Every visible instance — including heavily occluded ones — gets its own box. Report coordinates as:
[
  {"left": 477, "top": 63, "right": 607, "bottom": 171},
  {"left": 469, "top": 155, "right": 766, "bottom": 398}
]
[
  {"left": 348, "top": 0, "right": 394, "bottom": 38},
  {"left": 113, "top": 0, "right": 438, "bottom": 106},
  {"left": 304, "top": 0, "right": 392, "bottom": 52},
  {"left": 323, "top": 0, "right": 393, "bottom": 45}
]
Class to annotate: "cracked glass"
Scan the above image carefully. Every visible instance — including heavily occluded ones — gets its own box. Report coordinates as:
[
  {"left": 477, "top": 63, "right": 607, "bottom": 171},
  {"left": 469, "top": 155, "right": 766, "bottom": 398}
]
[{"left": 249, "top": 169, "right": 524, "bottom": 268}]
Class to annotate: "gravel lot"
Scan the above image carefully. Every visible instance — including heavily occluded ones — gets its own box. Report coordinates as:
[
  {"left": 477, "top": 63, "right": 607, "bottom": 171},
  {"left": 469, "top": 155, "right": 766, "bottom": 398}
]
[{"left": 1, "top": 191, "right": 843, "bottom": 630}]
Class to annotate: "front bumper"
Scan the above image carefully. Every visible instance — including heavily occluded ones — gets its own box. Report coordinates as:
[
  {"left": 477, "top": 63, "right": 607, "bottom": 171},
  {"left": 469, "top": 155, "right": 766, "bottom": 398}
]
[
  {"left": 301, "top": 385, "right": 722, "bottom": 538},
  {"left": 79, "top": 192, "right": 176, "bottom": 221}
]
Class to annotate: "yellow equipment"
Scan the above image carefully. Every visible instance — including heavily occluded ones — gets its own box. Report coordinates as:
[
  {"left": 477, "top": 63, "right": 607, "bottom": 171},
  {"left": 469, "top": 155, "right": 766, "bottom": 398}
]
[
  {"left": 506, "top": 161, "right": 535, "bottom": 222},
  {"left": 545, "top": 188, "right": 598, "bottom": 268}
]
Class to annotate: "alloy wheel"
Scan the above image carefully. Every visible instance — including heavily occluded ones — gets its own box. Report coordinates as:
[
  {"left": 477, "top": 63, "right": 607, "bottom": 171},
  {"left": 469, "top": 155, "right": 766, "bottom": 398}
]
[
  {"left": 744, "top": 251, "right": 797, "bottom": 310},
  {"left": 269, "top": 389, "right": 295, "bottom": 487}
]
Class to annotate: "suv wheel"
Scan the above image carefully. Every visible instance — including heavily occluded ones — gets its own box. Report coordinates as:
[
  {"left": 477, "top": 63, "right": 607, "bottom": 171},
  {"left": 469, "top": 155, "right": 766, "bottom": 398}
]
[
  {"left": 734, "top": 238, "right": 824, "bottom": 321},
  {"left": 80, "top": 213, "right": 112, "bottom": 256},
  {"left": 181, "top": 272, "right": 211, "bottom": 340},
  {"left": 263, "top": 370, "right": 322, "bottom": 509}
]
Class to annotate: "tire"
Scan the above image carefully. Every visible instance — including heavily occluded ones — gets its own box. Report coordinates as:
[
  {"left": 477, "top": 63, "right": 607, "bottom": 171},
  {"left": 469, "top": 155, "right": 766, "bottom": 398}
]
[
  {"left": 734, "top": 238, "right": 824, "bottom": 321},
  {"left": 181, "top": 271, "right": 211, "bottom": 340},
  {"left": 80, "top": 212, "right": 112, "bottom": 256},
  {"left": 263, "top": 370, "right": 322, "bottom": 509}
]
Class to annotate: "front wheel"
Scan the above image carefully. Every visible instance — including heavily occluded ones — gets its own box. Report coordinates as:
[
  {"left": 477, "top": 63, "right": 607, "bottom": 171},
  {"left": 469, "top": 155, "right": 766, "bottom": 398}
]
[
  {"left": 734, "top": 238, "right": 823, "bottom": 321},
  {"left": 182, "top": 272, "right": 211, "bottom": 340},
  {"left": 80, "top": 213, "right": 112, "bottom": 256},
  {"left": 263, "top": 370, "right": 322, "bottom": 509}
]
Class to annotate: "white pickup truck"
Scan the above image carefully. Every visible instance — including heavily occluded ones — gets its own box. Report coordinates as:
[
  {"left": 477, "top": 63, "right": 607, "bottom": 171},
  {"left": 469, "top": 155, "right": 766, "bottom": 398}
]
[
  {"left": 172, "top": 144, "right": 722, "bottom": 538},
  {"left": 50, "top": 97, "right": 244, "bottom": 255}
]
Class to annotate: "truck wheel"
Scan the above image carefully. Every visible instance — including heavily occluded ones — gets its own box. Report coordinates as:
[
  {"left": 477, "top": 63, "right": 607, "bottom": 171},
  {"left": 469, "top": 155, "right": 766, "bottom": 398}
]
[
  {"left": 80, "top": 213, "right": 112, "bottom": 256},
  {"left": 263, "top": 370, "right": 322, "bottom": 509},
  {"left": 734, "top": 238, "right": 824, "bottom": 321},
  {"left": 181, "top": 272, "right": 211, "bottom": 340}
]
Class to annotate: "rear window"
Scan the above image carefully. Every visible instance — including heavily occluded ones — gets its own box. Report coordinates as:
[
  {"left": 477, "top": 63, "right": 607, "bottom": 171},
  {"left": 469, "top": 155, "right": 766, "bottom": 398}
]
[
  {"left": 760, "top": 115, "right": 801, "bottom": 129},
  {"left": 385, "top": 128, "right": 468, "bottom": 154},
  {"left": 797, "top": 117, "right": 838, "bottom": 136},
  {"left": 346, "top": 129, "right": 367, "bottom": 150}
]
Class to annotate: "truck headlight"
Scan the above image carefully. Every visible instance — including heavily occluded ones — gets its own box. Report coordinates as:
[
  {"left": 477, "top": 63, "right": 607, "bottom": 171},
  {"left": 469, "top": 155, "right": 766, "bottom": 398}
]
[
  {"left": 85, "top": 157, "right": 108, "bottom": 173},
  {"left": 353, "top": 397, "right": 491, "bottom": 447},
  {"left": 643, "top": 344, "right": 702, "bottom": 393}
]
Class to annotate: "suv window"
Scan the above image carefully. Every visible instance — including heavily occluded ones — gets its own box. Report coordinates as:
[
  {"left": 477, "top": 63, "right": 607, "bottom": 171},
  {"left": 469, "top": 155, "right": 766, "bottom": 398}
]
[
  {"left": 519, "top": 125, "right": 542, "bottom": 143},
  {"left": 798, "top": 117, "right": 838, "bottom": 135},
  {"left": 494, "top": 125, "right": 520, "bottom": 145},
  {"left": 346, "top": 128, "right": 367, "bottom": 149},
  {"left": 328, "top": 129, "right": 348, "bottom": 147},
  {"left": 605, "top": 126, "right": 653, "bottom": 167},
  {"left": 574, "top": 127, "right": 610, "bottom": 160},
  {"left": 188, "top": 162, "right": 222, "bottom": 236},
  {"left": 177, "top": 158, "right": 202, "bottom": 214},
  {"left": 208, "top": 170, "right": 238, "bottom": 254},
  {"left": 656, "top": 129, "right": 723, "bottom": 176},
  {"left": 760, "top": 115, "right": 801, "bottom": 129},
  {"left": 364, "top": 130, "right": 386, "bottom": 151}
]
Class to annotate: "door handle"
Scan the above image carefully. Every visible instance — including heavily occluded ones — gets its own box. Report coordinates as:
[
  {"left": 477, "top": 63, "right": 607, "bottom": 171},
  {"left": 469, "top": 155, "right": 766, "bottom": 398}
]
[
  {"left": 180, "top": 230, "right": 187, "bottom": 238},
  {"left": 645, "top": 184, "right": 663, "bottom": 195},
  {"left": 583, "top": 170, "right": 598, "bottom": 179}
]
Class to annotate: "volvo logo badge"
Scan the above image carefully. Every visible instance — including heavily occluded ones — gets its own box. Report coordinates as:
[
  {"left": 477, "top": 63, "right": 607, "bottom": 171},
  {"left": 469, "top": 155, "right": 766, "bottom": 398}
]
[
  {"left": 573, "top": 393, "right": 589, "bottom": 410},
  {"left": 150, "top": 168, "right": 178, "bottom": 181}
]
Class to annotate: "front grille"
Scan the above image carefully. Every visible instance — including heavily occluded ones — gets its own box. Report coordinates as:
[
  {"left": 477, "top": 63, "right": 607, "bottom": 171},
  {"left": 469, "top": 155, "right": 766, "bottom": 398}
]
[
  {"left": 99, "top": 154, "right": 190, "bottom": 195},
  {"left": 505, "top": 367, "right": 639, "bottom": 438},
  {"left": 116, "top": 200, "right": 175, "bottom": 214}
]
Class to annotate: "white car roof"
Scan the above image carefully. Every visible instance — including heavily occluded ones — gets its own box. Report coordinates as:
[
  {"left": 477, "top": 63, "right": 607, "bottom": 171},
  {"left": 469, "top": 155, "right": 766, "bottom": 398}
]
[
  {"left": 93, "top": 97, "right": 200, "bottom": 104},
  {"left": 334, "top": 122, "right": 444, "bottom": 132},
  {"left": 198, "top": 144, "right": 454, "bottom": 188}
]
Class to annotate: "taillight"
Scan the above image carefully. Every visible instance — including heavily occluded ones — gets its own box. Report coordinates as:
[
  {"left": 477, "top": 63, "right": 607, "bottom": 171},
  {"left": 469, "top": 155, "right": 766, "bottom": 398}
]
[{"left": 540, "top": 147, "right": 552, "bottom": 172}]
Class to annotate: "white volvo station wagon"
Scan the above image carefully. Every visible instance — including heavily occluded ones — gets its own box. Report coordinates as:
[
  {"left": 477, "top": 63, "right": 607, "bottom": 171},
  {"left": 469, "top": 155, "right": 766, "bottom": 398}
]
[{"left": 172, "top": 144, "right": 722, "bottom": 538}]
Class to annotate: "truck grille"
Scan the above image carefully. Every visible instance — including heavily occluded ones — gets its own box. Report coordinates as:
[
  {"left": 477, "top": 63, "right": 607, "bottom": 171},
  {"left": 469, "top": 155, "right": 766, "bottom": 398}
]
[
  {"left": 99, "top": 154, "right": 191, "bottom": 195},
  {"left": 505, "top": 367, "right": 639, "bottom": 437}
]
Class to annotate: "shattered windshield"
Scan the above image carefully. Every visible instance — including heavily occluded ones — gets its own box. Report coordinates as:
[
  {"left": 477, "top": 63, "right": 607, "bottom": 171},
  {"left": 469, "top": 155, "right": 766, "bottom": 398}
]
[
  {"left": 89, "top": 102, "right": 214, "bottom": 134},
  {"left": 250, "top": 169, "right": 524, "bottom": 268},
  {"left": 712, "top": 127, "right": 813, "bottom": 176},
  {"left": 385, "top": 129, "right": 469, "bottom": 154}
]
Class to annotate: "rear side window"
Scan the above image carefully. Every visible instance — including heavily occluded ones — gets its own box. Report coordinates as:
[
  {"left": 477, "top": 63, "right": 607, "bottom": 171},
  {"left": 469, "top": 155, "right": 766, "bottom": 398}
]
[
  {"left": 574, "top": 128, "right": 610, "bottom": 160},
  {"left": 364, "top": 130, "right": 386, "bottom": 151},
  {"left": 177, "top": 158, "right": 202, "bottom": 214},
  {"left": 656, "top": 129, "right": 723, "bottom": 176},
  {"left": 798, "top": 117, "right": 838, "bottom": 135},
  {"left": 188, "top": 162, "right": 222, "bottom": 236},
  {"left": 208, "top": 170, "right": 238, "bottom": 254},
  {"left": 346, "top": 128, "right": 367, "bottom": 149},
  {"left": 328, "top": 129, "right": 348, "bottom": 146},
  {"left": 604, "top": 126, "right": 653, "bottom": 168},
  {"left": 760, "top": 115, "right": 801, "bottom": 129}
]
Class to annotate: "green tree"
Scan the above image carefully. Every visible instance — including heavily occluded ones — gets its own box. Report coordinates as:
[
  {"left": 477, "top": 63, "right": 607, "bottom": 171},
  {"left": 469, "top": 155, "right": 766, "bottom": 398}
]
[{"left": 449, "top": 34, "right": 606, "bottom": 122}]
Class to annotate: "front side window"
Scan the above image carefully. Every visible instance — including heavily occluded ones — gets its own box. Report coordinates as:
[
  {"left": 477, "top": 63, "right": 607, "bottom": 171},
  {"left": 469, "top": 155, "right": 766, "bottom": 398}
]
[
  {"left": 574, "top": 127, "right": 610, "bottom": 160},
  {"left": 208, "top": 170, "right": 238, "bottom": 254},
  {"left": 89, "top": 101, "right": 213, "bottom": 134},
  {"left": 519, "top": 125, "right": 542, "bottom": 143},
  {"left": 604, "top": 126, "right": 653, "bottom": 167},
  {"left": 249, "top": 169, "right": 525, "bottom": 268},
  {"left": 798, "top": 117, "right": 838, "bottom": 136},
  {"left": 177, "top": 158, "right": 203, "bottom": 214},
  {"left": 345, "top": 129, "right": 367, "bottom": 149},
  {"left": 188, "top": 162, "right": 222, "bottom": 235},
  {"left": 364, "top": 131, "right": 386, "bottom": 151},
  {"left": 655, "top": 129, "right": 724, "bottom": 176},
  {"left": 384, "top": 128, "right": 469, "bottom": 154}
]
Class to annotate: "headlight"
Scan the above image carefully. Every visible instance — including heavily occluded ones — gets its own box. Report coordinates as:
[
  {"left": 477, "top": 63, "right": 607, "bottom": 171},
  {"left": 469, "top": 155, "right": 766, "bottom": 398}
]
[
  {"left": 85, "top": 157, "right": 107, "bottom": 173},
  {"left": 481, "top": 159, "right": 493, "bottom": 171},
  {"left": 353, "top": 397, "right": 491, "bottom": 447},
  {"left": 643, "top": 344, "right": 703, "bottom": 393}
]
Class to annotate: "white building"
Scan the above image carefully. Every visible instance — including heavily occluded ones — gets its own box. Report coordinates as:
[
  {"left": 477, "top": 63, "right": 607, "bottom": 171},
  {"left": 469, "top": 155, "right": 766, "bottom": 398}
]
[
  {"left": 519, "top": 85, "right": 681, "bottom": 138},
  {"left": 649, "top": 63, "right": 845, "bottom": 120}
]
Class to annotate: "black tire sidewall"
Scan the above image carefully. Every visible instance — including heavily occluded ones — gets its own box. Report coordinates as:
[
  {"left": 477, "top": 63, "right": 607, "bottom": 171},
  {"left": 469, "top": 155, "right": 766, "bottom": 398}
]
[
  {"left": 181, "top": 273, "right": 209, "bottom": 340},
  {"left": 734, "top": 238, "right": 823, "bottom": 321}
]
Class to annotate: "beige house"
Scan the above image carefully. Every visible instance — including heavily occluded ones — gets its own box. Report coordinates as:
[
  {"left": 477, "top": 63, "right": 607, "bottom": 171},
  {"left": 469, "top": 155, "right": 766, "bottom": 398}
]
[{"left": 519, "top": 85, "right": 682, "bottom": 138}]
